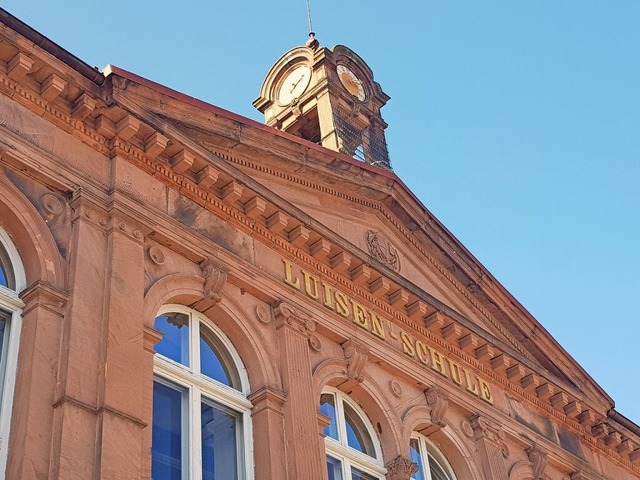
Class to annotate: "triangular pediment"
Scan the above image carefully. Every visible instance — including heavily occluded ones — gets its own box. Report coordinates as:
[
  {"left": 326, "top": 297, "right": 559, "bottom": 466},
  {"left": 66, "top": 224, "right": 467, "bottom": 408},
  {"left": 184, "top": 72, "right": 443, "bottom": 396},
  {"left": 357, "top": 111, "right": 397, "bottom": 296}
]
[{"left": 104, "top": 68, "right": 612, "bottom": 414}]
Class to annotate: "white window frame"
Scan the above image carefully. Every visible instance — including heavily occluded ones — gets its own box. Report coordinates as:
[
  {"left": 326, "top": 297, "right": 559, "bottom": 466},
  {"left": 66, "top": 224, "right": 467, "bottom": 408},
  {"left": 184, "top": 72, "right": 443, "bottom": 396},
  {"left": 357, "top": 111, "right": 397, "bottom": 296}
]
[
  {"left": 153, "top": 304, "right": 254, "bottom": 480},
  {"left": 410, "top": 432, "right": 457, "bottom": 480},
  {"left": 0, "top": 228, "right": 26, "bottom": 476},
  {"left": 322, "top": 387, "right": 386, "bottom": 479}
]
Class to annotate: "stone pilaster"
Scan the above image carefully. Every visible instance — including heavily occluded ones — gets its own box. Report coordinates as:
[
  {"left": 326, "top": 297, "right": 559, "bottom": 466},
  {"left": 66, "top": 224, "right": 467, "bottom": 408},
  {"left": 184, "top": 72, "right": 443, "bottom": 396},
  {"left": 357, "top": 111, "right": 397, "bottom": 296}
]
[
  {"left": 470, "top": 414, "right": 510, "bottom": 480},
  {"left": 248, "top": 386, "right": 287, "bottom": 480},
  {"left": 49, "top": 192, "right": 151, "bottom": 479},
  {"left": 6, "top": 282, "right": 67, "bottom": 480},
  {"left": 274, "top": 301, "right": 325, "bottom": 480}
]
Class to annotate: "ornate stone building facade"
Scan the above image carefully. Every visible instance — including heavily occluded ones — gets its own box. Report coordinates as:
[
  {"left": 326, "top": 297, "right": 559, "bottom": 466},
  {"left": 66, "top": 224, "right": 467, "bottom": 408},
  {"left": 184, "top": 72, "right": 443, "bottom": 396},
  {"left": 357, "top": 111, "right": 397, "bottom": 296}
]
[{"left": 0, "top": 8, "right": 638, "bottom": 480}]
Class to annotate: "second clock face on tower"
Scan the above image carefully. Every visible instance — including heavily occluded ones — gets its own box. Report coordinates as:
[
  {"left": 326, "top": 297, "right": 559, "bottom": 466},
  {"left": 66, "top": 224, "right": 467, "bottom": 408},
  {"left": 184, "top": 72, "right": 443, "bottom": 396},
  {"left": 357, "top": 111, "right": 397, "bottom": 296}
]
[{"left": 337, "top": 65, "right": 365, "bottom": 101}]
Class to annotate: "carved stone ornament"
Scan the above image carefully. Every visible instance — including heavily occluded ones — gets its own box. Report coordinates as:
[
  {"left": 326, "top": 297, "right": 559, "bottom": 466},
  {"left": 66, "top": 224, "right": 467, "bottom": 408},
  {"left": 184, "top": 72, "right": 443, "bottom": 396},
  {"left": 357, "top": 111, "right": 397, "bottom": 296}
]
[
  {"left": 526, "top": 445, "right": 548, "bottom": 480},
  {"left": 366, "top": 230, "right": 400, "bottom": 272},
  {"left": 342, "top": 339, "right": 369, "bottom": 383},
  {"left": 272, "top": 301, "right": 316, "bottom": 335},
  {"left": 469, "top": 414, "right": 510, "bottom": 458},
  {"left": 425, "top": 386, "right": 449, "bottom": 428},
  {"left": 254, "top": 305, "right": 272, "bottom": 324},
  {"left": 147, "top": 246, "right": 166, "bottom": 265},
  {"left": 308, "top": 334, "right": 322, "bottom": 352},
  {"left": 390, "top": 380, "right": 403, "bottom": 398},
  {"left": 460, "top": 419, "right": 474, "bottom": 438},
  {"left": 385, "top": 455, "right": 419, "bottom": 480},
  {"left": 200, "top": 258, "right": 228, "bottom": 306},
  {"left": 41, "top": 193, "right": 63, "bottom": 219}
]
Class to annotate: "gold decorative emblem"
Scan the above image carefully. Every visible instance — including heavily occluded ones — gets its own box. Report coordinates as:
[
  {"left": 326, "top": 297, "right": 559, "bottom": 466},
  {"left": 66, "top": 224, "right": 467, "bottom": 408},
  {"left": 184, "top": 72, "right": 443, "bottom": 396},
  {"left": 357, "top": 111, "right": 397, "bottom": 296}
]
[{"left": 366, "top": 230, "right": 400, "bottom": 272}]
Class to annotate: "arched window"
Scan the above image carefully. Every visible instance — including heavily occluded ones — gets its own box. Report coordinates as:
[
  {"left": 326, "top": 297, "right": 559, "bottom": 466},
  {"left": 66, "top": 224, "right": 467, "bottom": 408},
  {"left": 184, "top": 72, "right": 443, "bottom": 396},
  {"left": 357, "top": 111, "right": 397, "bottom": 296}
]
[
  {"left": 0, "top": 228, "right": 26, "bottom": 475},
  {"left": 152, "top": 305, "right": 252, "bottom": 480},
  {"left": 410, "top": 433, "right": 456, "bottom": 480},
  {"left": 320, "top": 388, "right": 385, "bottom": 480}
]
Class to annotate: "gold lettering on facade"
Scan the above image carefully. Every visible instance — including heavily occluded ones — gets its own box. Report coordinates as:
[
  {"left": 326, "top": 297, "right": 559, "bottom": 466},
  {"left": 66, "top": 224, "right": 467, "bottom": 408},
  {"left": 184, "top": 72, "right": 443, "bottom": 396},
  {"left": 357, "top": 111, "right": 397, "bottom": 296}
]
[
  {"left": 335, "top": 291, "right": 350, "bottom": 318},
  {"left": 370, "top": 311, "right": 386, "bottom": 340},
  {"left": 462, "top": 366, "right": 480, "bottom": 396},
  {"left": 283, "top": 259, "right": 300, "bottom": 289},
  {"left": 281, "top": 258, "right": 494, "bottom": 404},
  {"left": 416, "top": 340, "right": 429, "bottom": 365},
  {"left": 302, "top": 270, "right": 319, "bottom": 299},
  {"left": 321, "top": 282, "right": 334, "bottom": 308},
  {"left": 447, "top": 359, "right": 463, "bottom": 385},
  {"left": 401, "top": 331, "right": 415, "bottom": 357},
  {"left": 428, "top": 347, "right": 448, "bottom": 378},
  {"left": 351, "top": 300, "right": 369, "bottom": 330}
]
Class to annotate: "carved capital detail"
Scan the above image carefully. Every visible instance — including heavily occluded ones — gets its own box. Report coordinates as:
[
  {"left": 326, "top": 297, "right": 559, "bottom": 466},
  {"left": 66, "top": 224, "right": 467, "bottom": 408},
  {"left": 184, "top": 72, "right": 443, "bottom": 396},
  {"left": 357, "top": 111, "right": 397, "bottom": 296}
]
[
  {"left": 425, "top": 386, "right": 449, "bottom": 428},
  {"left": 385, "top": 456, "right": 419, "bottom": 480},
  {"left": 470, "top": 414, "right": 510, "bottom": 458},
  {"left": 526, "top": 445, "right": 548, "bottom": 480},
  {"left": 273, "top": 301, "right": 316, "bottom": 336},
  {"left": 342, "top": 339, "right": 369, "bottom": 383}
]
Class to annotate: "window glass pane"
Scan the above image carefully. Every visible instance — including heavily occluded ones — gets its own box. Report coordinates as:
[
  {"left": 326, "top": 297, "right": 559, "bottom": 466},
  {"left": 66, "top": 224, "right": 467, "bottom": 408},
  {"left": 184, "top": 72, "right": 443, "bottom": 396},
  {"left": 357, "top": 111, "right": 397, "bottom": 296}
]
[
  {"left": 152, "top": 381, "right": 185, "bottom": 480},
  {"left": 0, "top": 243, "right": 14, "bottom": 290},
  {"left": 351, "top": 466, "right": 378, "bottom": 480},
  {"left": 201, "top": 397, "right": 240, "bottom": 480},
  {"left": 0, "top": 312, "right": 8, "bottom": 407},
  {"left": 410, "top": 438, "right": 426, "bottom": 480},
  {"left": 343, "top": 401, "right": 376, "bottom": 457},
  {"left": 154, "top": 313, "right": 190, "bottom": 367},
  {"left": 326, "top": 455, "right": 344, "bottom": 480},
  {"left": 200, "top": 326, "right": 235, "bottom": 388},
  {"left": 320, "top": 393, "right": 339, "bottom": 440},
  {"left": 428, "top": 454, "right": 451, "bottom": 480}
]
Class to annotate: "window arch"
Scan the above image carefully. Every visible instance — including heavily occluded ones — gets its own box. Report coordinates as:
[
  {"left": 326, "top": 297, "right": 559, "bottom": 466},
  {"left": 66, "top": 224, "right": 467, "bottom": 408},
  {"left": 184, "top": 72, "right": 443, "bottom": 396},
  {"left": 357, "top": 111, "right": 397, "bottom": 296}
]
[
  {"left": 410, "top": 433, "right": 457, "bottom": 480},
  {"left": 0, "top": 228, "right": 26, "bottom": 476},
  {"left": 320, "top": 387, "right": 385, "bottom": 480},
  {"left": 152, "top": 305, "right": 253, "bottom": 480}
]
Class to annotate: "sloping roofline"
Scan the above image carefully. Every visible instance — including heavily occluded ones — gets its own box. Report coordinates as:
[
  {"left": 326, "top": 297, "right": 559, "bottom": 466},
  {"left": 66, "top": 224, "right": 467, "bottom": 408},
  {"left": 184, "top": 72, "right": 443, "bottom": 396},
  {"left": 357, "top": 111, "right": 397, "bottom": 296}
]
[{"left": 0, "top": 6, "right": 621, "bottom": 412}]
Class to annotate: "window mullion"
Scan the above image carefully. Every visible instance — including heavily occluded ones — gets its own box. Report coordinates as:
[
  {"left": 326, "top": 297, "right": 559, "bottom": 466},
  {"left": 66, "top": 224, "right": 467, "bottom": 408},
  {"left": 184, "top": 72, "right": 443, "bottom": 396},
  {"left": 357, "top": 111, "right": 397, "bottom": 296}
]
[
  {"left": 336, "top": 396, "right": 348, "bottom": 449},
  {"left": 190, "top": 385, "right": 202, "bottom": 480},
  {"left": 191, "top": 313, "right": 200, "bottom": 375}
]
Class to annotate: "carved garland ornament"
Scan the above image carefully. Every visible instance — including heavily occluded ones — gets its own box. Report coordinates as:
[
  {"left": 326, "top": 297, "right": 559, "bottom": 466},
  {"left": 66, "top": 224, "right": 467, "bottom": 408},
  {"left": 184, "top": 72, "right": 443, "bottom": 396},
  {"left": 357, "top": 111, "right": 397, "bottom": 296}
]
[{"left": 366, "top": 230, "right": 400, "bottom": 272}]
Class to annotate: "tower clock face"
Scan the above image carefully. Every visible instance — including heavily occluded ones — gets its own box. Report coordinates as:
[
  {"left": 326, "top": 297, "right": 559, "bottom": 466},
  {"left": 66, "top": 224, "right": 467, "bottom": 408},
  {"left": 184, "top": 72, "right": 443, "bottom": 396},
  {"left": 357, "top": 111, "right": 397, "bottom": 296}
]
[
  {"left": 337, "top": 65, "right": 365, "bottom": 101},
  {"left": 278, "top": 65, "right": 311, "bottom": 105}
]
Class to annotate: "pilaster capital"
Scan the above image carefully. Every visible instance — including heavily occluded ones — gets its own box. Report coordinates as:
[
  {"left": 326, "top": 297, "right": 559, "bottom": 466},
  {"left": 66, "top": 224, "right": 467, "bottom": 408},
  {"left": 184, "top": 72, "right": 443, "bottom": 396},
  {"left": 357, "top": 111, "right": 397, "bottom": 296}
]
[
  {"left": 272, "top": 301, "right": 316, "bottom": 336},
  {"left": 248, "top": 386, "right": 287, "bottom": 416},
  {"left": 20, "top": 280, "right": 68, "bottom": 316},
  {"left": 143, "top": 325, "right": 164, "bottom": 353},
  {"left": 385, "top": 455, "right": 418, "bottom": 480},
  {"left": 469, "top": 414, "right": 509, "bottom": 458},
  {"left": 526, "top": 445, "right": 548, "bottom": 480}
]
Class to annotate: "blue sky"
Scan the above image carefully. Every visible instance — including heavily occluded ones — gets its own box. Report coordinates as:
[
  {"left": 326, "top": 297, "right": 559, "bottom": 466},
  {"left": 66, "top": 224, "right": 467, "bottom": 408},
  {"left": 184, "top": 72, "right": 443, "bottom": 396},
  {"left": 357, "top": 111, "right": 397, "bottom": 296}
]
[{"left": 3, "top": 1, "right": 638, "bottom": 422}]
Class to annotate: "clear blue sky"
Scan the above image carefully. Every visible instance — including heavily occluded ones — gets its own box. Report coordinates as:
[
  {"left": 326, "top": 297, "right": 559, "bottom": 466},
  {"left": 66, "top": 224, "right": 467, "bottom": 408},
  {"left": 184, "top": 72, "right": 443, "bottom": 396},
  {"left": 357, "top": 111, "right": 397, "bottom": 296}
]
[{"left": 4, "top": 1, "right": 638, "bottom": 422}]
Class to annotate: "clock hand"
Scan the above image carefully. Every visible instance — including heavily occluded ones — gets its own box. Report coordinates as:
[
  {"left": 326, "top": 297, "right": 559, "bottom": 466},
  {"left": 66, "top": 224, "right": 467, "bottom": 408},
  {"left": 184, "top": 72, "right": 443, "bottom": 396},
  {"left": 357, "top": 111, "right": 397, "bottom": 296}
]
[{"left": 289, "top": 74, "right": 305, "bottom": 93}]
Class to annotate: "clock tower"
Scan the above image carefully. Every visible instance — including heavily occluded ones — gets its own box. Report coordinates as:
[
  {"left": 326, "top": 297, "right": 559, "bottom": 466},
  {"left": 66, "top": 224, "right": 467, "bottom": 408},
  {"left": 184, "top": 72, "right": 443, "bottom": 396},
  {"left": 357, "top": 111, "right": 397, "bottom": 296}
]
[{"left": 253, "top": 35, "right": 392, "bottom": 169}]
